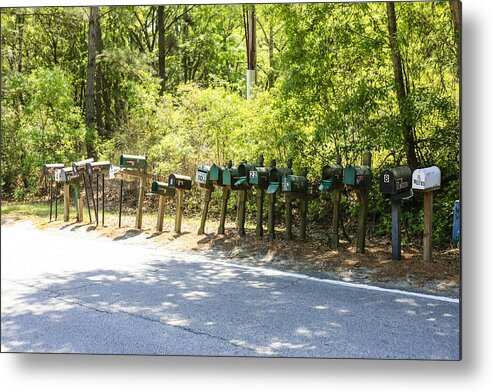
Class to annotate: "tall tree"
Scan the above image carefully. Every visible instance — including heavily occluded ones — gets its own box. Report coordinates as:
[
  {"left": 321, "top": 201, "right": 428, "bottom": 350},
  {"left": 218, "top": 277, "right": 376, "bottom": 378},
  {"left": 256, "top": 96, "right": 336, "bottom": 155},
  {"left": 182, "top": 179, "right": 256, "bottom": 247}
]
[
  {"left": 386, "top": 1, "right": 418, "bottom": 170},
  {"left": 85, "top": 6, "right": 98, "bottom": 158},
  {"left": 243, "top": 4, "right": 256, "bottom": 98}
]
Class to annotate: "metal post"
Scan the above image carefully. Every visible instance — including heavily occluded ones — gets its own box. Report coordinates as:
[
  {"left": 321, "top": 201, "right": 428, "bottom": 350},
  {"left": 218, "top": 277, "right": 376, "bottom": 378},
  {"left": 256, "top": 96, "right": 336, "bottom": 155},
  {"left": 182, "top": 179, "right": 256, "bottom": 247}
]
[
  {"left": 54, "top": 181, "right": 58, "bottom": 220},
  {"left": 198, "top": 189, "right": 212, "bottom": 235},
  {"left": 82, "top": 173, "right": 92, "bottom": 223},
  {"left": 102, "top": 175, "right": 105, "bottom": 226},
  {"left": 256, "top": 189, "right": 264, "bottom": 237},
  {"left": 391, "top": 198, "right": 402, "bottom": 260},
  {"left": 49, "top": 177, "right": 53, "bottom": 222},
  {"left": 63, "top": 183, "right": 70, "bottom": 222},
  {"left": 96, "top": 173, "right": 99, "bottom": 221},
  {"left": 218, "top": 188, "right": 230, "bottom": 235}
]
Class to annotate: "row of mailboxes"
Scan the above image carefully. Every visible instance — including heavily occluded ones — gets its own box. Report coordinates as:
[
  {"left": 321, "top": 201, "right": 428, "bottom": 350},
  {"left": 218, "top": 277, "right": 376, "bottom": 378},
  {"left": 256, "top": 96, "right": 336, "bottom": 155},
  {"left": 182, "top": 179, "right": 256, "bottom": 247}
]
[{"left": 379, "top": 165, "right": 441, "bottom": 198}]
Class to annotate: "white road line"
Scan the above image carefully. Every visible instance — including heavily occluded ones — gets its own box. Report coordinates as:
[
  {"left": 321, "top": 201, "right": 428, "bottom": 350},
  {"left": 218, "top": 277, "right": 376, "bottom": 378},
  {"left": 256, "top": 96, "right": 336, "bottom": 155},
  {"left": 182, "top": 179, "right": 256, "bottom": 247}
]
[{"left": 190, "top": 254, "right": 460, "bottom": 304}]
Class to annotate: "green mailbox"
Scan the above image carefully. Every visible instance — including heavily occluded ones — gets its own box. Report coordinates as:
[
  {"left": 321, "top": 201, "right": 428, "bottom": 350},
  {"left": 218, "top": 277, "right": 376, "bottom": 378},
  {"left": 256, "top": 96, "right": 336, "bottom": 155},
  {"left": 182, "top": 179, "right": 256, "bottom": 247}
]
[
  {"left": 120, "top": 154, "right": 147, "bottom": 171},
  {"left": 195, "top": 165, "right": 214, "bottom": 190},
  {"left": 282, "top": 174, "right": 309, "bottom": 193},
  {"left": 344, "top": 165, "right": 372, "bottom": 189},
  {"left": 249, "top": 165, "right": 269, "bottom": 189},
  {"left": 319, "top": 163, "right": 343, "bottom": 192},
  {"left": 151, "top": 181, "right": 176, "bottom": 197},
  {"left": 234, "top": 161, "right": 253, "bottom": 188},
  {"left": 267, "top": 160, "right": 293, "bottom": 194},
  {"left": 209, "top": 164, "right": 224, "bottom": 185}
]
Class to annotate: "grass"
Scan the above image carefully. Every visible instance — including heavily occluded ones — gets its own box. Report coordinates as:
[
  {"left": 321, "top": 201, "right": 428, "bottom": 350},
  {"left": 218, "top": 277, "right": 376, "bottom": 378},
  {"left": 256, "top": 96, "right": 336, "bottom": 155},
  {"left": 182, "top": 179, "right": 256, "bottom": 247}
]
[{"left": 1, "top": 201, "right": 56, "bottom": 218}]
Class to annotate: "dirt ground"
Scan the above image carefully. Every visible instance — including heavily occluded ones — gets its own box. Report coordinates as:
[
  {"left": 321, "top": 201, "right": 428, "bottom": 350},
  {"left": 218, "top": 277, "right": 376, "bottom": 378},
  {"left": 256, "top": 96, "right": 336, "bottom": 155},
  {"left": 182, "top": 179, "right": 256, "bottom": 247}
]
[{"left": 1, "top": 210, "right": 460, "bottom": 296}]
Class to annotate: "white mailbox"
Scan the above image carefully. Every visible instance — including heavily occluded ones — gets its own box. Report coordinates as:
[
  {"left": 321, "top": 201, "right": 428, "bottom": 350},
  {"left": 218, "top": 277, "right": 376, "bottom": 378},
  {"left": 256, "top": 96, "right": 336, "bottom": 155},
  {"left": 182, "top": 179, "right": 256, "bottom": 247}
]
[
  {"left": 57, "top": 167, "right": 78, "bottom": 183},
  {"left": 412, "top": 166, "right": 441, "bottom": 190}
]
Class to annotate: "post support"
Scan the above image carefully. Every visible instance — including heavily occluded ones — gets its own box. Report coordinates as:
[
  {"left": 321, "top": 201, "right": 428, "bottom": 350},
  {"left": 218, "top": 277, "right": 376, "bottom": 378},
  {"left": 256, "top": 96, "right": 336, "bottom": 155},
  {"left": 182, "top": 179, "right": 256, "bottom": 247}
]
[
  {"left": 199, "top": 189, "right": 212, "bottom": 235},
  {"left": 118, "top": 179, "right": 123, "bottom": 228},
  {"left": 135, "top": 174, "right": 146, "bottom": 230},
  {"left": 391, "top": 198, "right": 402, "bottom": 260},
  {"left": 174, "top": 188, "right": 184, "bottom": 234},
  {"left": 83, "top": 173, "right": 92, "bottom": 223},
  {"left": 423, "top": 191, "right": 433, "bottom": 262},
  {"left": 256, "top": 189, "right": 264, "bottom": 237},
  {"left": 268, "top": 193, "right": 276, "bottom": 240},
  {"left": 101, "top": 175, "right": 105, "bottom": 226},
  {"left": 238, "top": 190, "right": 247, "bottom": 236},
  {"left": 156, "top": 195, "right": 165, "bottom": 232},
  {"left": 54, "top": 181, "right": 58, "bottom": 220},
  {"left": 285, "top": 193, "right": 293, "bottom": 240},
  {"left": 49, "top": 177, "right": 53, "bottom": 222},
  {"left": 331, "top": 187, "right": 341, "bottom": 249},
  {"left": 218, "top": 188, "right": 230, "bottom": 235},
  {"left": 356, "top": 151, "right": 372, "bottom": 254},
  {"left": 63, "top": 183, "right": 70, "bottom": 222},
  {"left": 300, "top": 197, "right": 308, "bottom": 241}
]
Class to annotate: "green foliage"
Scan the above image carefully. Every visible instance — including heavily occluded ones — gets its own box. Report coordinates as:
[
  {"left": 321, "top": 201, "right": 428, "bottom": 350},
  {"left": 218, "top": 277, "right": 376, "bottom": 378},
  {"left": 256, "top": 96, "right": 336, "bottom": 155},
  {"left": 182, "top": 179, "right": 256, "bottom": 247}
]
[{"left": 1, "top": 3, "right": 459, "bottom": 247}]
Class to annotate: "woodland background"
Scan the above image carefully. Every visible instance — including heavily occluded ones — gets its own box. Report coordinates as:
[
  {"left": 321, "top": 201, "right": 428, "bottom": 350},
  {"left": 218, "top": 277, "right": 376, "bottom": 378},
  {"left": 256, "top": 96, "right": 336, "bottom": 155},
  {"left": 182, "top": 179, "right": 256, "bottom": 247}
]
[{"left": 1, "top": 1, "right": 460, "bottom": 246}]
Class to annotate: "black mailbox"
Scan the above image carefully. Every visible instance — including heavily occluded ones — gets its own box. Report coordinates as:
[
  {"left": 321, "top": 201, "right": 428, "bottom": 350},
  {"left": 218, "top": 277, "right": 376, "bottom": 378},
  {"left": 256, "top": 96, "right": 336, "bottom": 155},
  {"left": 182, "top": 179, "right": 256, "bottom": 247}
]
[
  {"left": 267, "top": 159, "right": 293, "bottom": 194},
  {"left": 282, "top": 173, "right": 309, "bottom": 193},
  {"left": 151, "top": 181, "right": 176, "bottom": 197},
  {"left": 87, "top": 161, "right": 112, "bottom": 176},
  {"left": 380, "top": 166, "right": 412, "bottom": 199},
  {"left": 43, "top": 163, "right": 64, "bottom": 177},
  {"left": 168, "top": 173, "right": 192, "bottom": 190},
  {"left": 343, "top": 165, "right": 372, "bottom": 189},
  {"left": 319, "top": 163, "right": 343, "bottom": 192},
  {"left": 234, "top": 161, "right": 253, "bottom": 188},
  {"left": 72, "top": 158, "right": 94, "bottom": 175}
]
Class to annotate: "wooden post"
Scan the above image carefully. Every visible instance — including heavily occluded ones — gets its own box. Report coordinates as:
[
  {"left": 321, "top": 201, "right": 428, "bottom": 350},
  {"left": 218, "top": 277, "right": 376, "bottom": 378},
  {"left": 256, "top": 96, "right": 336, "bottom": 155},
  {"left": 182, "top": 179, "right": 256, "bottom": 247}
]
[
  {"left": 135, "top": 175, "right": 145, "bottom": 229},
  {"left": 268, "top": 193, "right": 276, "bottom": 240},
  {"left": 331, "top": 187, "right": 341, "bottom": 249},
  {"left": 63, "top": 183, "right": 70, "bottom": 222},
  {"left": 300, "top": 197, "right": 308, "bottom": 241},
  {"left": 95, "top": 173, "right": 99, "bottom": 223},
  {"left": 423, "top": 191, "right": 433, "bottom": 262},
  {"left": 285, "top": 193, "right": 293, "bottom": 240},
  {"left": 256, "top": 189, "right": 264, "bottom": 237},
  {"left": 356, "top": 151, "right": 371, "bottom": 254},
  {"left": 218, "top": 188, "right": 230, "bottom": 235},
  {"left": 198, "top": 189, "right": 212, "bottom": 235},
  {"left": 174, "top": 188, "right": 184, "bottom": 234},
  {"left": 101, "top": 175, "right": 105, "bottom": 226},
  {"left": 156, "top": 195, "right": 165, "bottom": 232},
  {"left": 391, "top": 198, "right": 402, "bottom": 260},
  {"left": 236, "top": 194, "right": 241, "bottom": 230},
  {"left": 74, "top": 183, "right": 83, "bottom": 222},
  {"left": 238, "top": 190, "right": 246, "bottom": 236}
]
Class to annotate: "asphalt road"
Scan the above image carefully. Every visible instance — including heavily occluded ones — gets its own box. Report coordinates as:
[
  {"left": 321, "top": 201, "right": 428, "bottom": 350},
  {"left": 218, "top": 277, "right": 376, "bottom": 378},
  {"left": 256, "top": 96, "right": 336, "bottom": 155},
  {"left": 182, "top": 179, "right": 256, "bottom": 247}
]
[{"left": 1, "top": 221, "right": 460, "bottom": 359}]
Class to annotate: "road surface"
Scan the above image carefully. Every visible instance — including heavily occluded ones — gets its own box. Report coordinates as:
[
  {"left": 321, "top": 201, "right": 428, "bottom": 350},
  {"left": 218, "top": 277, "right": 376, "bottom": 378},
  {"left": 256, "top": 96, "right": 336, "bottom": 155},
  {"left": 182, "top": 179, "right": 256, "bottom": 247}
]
[{"left": 1, "top": 221, "right": 460, "bottom": 359}]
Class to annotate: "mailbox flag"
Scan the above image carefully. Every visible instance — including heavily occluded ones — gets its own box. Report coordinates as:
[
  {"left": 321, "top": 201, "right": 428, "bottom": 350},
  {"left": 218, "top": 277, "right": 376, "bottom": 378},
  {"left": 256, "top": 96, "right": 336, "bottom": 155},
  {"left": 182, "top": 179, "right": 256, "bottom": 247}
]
[{"left": 267, "top": 182, "right": 279, "bottom": 194}]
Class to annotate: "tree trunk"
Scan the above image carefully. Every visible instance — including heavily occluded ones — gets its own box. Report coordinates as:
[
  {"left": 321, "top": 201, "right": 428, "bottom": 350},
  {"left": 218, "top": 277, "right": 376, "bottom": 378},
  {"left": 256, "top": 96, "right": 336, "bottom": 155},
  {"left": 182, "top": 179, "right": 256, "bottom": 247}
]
[
  {"left": 94, "top": 8, "right": 104, "bottom": 137},
  {"left": 449, "top": 0, "right": 461, "bottom": 76},
  {"left": 157, "top": 6, "right": 166, "bottom": 94},
  {"left": 386, "top": 2, "right": 418, "bottom": 170},
  {"left": 85, "top": 6, "right": 98, "bottom": 159},
  {"left": 244, "top": 5, "right": 256, "bottom": 98}
]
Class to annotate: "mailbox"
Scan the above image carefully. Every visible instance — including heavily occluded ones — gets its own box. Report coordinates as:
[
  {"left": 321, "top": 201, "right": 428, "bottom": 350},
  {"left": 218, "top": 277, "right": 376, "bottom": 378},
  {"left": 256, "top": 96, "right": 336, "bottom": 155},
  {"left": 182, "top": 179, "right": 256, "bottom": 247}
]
[
  {"left": 168, "top": 173, "right": 192, "bottom": 190},
  {"left": 343, "top": 165, "right": 372, "bottom": 188},
  {"left": 412, "top": 166, "right": 441, "bottom": 191},
  {"left": 267, "top": 165, "right": 293, "bottom": 194},
  {"left": 43, "top": 163, "right": 64, "bottom": 177},
  {"left": 319, "top": 164, "right": 343, "bottom": 192},
  {"left": 87, "top": 161, "right": 112, "bottom": 176},
  {"left": 72, "top": 158, "right": 94, "bottom": 174},
  {"left": 56, "top": 167, "right": 79, "bottom": 183},
  {"left": 209, "top": 164, "right": 224, "bottom": 185},
  {"left": 380, "top": 166, "right": 412, "bottom": 199},
  {"left": 195, "top": 165, "right": 213, "bottom": 189},
  {"left": 234, "top": 161, "right": 253, "bottom": 188},
  {"left": 120, "top": 154, "right": 147, "bottom": 171},
  {"left": 151, "top": 181, "right": 176, "bottom": 197},
  {"left": 249, "top": 165, "right": 269, "bottom": 189},
  {"left": 282, "top": 174, "right": 309, "bottom": 193}
]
